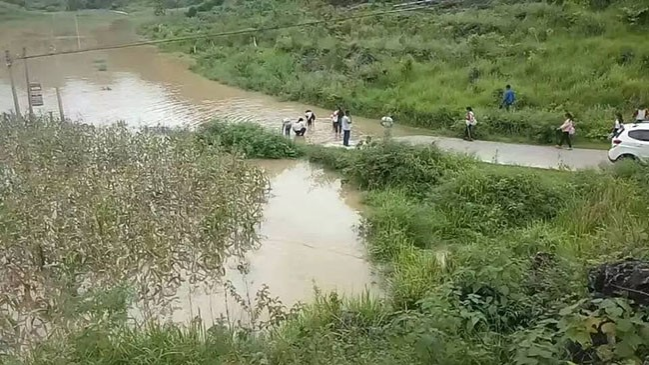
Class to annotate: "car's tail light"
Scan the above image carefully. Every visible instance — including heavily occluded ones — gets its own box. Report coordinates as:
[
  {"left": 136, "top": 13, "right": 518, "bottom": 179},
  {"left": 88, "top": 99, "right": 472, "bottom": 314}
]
[{"left": 613, "top": 139, "right": 622, "bottom": 145}]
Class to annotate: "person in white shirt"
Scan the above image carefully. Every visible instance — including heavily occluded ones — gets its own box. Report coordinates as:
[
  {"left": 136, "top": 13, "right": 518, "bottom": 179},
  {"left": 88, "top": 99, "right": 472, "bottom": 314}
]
[
  {"left": 556, "top": 112, "right": 575, "bottom": 150},
  {"left": 381, "top": 115, "right": 394, "bottom": 138},
  {"left": 292, "top": 118, "right": 307, "bottom": 136},
  {"left": 341, "top": 110, "right": 352, "bottom": 146},
  {"left": 464, "top": 106, "right": 477, "bottom": 141},
  {"left": 610, "top": 113, "right": 623, "bottom": 139},
  {"left": 633, "top": 106, "right": 648, "bottom": 122}
]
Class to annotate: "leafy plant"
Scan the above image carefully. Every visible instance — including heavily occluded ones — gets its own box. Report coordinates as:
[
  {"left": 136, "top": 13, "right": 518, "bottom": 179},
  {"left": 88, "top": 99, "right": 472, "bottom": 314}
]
[{"left": 198, "top": 121, "right": 304, "bottom": 159}]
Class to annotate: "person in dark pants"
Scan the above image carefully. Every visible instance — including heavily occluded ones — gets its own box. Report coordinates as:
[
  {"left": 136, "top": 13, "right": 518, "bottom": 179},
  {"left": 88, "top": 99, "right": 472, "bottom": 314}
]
[
  {"left": 500, "top": 84, "right": 516, "bottom": 110},
  {"left": 293, "top": 118, "right": 307, "bottom": 136},
  {"left": 282, "top": 118, "right": 292, "bottom": 137},
  {"left": 305, "top": 110, "right": 316, "bottom": 127},
  {"left": 464, "top": 106, "right": 477, "bottom": 141},
  {"left": 335, "top": 106, "right": 344, "bottom": 137},
  {"left": 341, "top": 110, "right": 352, "bottom": 146},
  {"left": 556, "top": 112, "right": 574, "bottom": 150}
]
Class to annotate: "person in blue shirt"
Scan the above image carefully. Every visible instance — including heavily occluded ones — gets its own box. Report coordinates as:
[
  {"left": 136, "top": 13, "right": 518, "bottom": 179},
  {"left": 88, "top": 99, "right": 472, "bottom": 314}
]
[{"left": 501, "top": 84, "right": 516, "bottom": 110}]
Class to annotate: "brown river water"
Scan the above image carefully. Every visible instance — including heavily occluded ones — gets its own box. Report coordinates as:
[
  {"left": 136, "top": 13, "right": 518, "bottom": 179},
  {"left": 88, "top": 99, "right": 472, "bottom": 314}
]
[{"left": 0, "top": 13, "right": 394, "bottom": 324}]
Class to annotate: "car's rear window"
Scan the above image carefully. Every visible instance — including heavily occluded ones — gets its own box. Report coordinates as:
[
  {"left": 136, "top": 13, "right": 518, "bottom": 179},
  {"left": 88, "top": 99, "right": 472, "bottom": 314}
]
[
  {"left": 628, "top": 129, "right": 649, "bottom": 141},
  {"left": 614, "top": 126, "right": 625, "bottom": 138}
]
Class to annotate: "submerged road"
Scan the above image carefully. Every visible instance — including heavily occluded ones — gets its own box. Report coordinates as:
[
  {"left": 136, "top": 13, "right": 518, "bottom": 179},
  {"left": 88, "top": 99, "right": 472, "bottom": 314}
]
[{"left": 393, "top": 135, "right": 611, "bottom": 170}]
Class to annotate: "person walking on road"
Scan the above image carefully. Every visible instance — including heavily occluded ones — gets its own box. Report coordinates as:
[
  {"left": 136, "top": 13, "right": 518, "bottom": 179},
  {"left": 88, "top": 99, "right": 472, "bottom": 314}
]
[
  {"left": 342, "top": 110, "right": 352, "bottom": 147},
  {"left": 556, "top": 112, "right": 575, "bottom": 150},
  {"left": 293, "top": 118, "right": 307, "bottom": 137},
  {"left": 610, "top": 113, "right": 624, "bottom": 139},
  {"left": 464, "top": 106, "right": 477, "bottom": 141},
  {"left": 500, "top": 84, "right": 516, "bottom": 110}
]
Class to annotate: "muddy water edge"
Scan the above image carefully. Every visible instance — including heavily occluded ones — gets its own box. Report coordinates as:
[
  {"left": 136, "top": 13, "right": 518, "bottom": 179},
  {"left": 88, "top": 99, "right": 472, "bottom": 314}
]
[
  {"left": 0, "top": 12, "right": 432, "bottom": 141},
  {"left": 136, "top": 160, "right": 381, "bottom": 326}
]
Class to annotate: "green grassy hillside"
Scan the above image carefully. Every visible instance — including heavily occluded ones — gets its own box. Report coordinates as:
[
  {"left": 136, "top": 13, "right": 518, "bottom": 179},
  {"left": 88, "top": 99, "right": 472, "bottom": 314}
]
[{"left": 141, "top": 0, "right": 649, "bottom": 144}]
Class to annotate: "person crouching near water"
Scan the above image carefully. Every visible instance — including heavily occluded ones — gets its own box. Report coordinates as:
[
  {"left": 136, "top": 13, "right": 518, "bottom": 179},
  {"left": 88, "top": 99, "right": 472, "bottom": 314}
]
[
  {"left": 305, "top": 110, "right": 316, "bottom": 127},
  {"left": 556, "top": 112, "right": 575, "bottom": 150},
  {"left": 293, "top": 118, "right": 307, "bottom": 137},
  {"left": 464, "top": 107, "right": 477, "bottom": 141},
  {"left": 282, "top": 118, "right": 292, "bottom": 137}
]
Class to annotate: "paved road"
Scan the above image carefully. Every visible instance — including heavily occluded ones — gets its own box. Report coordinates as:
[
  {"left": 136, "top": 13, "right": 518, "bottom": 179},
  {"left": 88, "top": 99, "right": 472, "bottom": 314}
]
[{"left": 393, "top": 135, "right": 611, "bottom": 170}]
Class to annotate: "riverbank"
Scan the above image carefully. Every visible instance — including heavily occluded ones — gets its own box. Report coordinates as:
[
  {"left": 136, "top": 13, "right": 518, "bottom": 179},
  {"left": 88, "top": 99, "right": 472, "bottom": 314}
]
[
  {"left": 11, "top": 120, "right": 649, "bottom": 364},
  {"left": 139, "top": 0, "right": 648, "bottom": 147}
]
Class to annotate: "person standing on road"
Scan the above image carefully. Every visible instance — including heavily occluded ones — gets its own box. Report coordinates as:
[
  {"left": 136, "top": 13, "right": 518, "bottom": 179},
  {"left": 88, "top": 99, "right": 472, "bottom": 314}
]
[
  {"left": 342, "top": 110, "right": 352, "bottom": 147},
  {"left": 500, "top": 84, "right": 516, "bottom": 111},
  {"left": 293, "top": 118, "right": 307, "bottom": 137},
  {"left": 556, "top": 112, "right": 574, "bottom": 150},
  {"left": 633, "top": 105, "right": 649, "bottom": 122},
  {"left": 335, "top": 106, "right": 344, "bottom": 137},
  {"left": 464, "top": 107, "right": 477, "bottom": 141}
]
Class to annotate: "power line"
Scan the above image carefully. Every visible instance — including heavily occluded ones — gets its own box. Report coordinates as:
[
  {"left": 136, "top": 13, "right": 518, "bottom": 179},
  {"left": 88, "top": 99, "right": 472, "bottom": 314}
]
[{"left": 17, "top": 5, "right": 431, "bottom": 60}]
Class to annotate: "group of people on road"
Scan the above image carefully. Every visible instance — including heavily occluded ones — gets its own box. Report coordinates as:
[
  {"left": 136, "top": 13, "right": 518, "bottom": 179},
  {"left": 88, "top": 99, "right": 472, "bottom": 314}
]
[
  {"left": 330, "top": 107, "right": 353, "bottom": 146},
  {"left": 464, "top": 84, "right": 649, "bottom": 150},
  {"left": 281, "top": 83, "right": 649, "bottom": 151}
]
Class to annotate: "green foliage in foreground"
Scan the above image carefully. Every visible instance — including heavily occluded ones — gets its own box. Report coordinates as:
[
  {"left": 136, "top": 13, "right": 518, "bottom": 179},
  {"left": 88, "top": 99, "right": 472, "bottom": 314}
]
[
  {"left": 142, "top": 0, "right": 649, "bottom": 144},
  {"left": 198, "top": 120, "right": 305, "bottom": 158},
  {"left": 7, "top": 122, "right": 649, "bottom": 364}
]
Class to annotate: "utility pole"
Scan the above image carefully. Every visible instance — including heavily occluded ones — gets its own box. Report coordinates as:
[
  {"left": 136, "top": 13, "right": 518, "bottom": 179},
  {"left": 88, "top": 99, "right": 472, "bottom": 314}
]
[
  {"left": 74, "top": 13, "right": 81, "bottom": 50},
  {"left": 4, "top": 50, "right": 22, "bottom": 119},
  {"left": 23, "top": 47, "right": 34, "bottom": 119},
  {"left": 56, "top": 87, "right": 65, "bottom": 121}
]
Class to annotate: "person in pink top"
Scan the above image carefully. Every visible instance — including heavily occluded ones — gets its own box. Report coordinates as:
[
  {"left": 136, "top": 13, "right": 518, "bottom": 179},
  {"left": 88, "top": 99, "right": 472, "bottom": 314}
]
[{"left": 556, "top": 112, "right": 575, "bottom": 150}]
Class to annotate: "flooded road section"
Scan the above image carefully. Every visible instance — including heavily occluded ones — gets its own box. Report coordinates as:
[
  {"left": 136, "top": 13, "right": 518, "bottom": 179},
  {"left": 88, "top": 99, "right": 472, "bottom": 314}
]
[
  {"left": 0, "top": 13, "right": 430, "bottom": 143},
  {"left": 138, "top": 160, "right": 378, "bottom": 325}
]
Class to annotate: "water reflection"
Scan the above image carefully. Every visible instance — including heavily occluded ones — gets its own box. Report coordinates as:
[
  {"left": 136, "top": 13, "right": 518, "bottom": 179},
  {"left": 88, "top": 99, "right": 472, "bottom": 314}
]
[{"left": 132, "top": 160, "right": 378, "bottom": 325}]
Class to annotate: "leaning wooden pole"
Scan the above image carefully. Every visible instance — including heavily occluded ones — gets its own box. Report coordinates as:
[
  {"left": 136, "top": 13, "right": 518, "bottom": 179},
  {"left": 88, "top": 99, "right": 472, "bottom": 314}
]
[{"left": 4, "top": 50, "right": 22, "bottom": 119}]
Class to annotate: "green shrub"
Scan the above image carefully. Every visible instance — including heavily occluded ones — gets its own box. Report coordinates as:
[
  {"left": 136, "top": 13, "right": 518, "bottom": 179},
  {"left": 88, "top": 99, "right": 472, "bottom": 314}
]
[
  {"left": 198, "top": 121, "right": 304, "bottom": 159},
  {"left": 431, "top": 168, "right": 573, "bottom": 234},
  {"left": 343, "top": 141, "right": 471, "bottom": 196}
]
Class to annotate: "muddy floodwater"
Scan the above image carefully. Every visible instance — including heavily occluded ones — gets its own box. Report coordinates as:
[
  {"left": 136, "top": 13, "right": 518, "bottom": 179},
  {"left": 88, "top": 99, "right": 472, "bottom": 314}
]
[
  {"left": 0, "top": 12, "right": 430, "bottom": 143},
  {"left": 140, "top": 160, "right": 379, "bottom": 325},
  {"left": 1, "top": 12, "right": 383, "bottom": 321}
]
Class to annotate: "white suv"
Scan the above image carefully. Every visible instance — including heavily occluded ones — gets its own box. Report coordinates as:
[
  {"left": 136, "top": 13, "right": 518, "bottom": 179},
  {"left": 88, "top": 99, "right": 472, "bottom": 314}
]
[{"left": 608, "top": 123, "right": 649, "bottom": 162}]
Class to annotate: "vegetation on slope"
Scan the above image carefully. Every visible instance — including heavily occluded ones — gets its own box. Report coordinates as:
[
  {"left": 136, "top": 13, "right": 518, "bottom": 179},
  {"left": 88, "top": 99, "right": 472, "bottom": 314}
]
[
  {"left": 141, "top": 0, "right": 649, "bottom": 144},
  {"left": 7, "top": 121, "right": 647, "bottom": 364},
  {"left": 0, "top": 1, "right": 32, "bottom": 20}
]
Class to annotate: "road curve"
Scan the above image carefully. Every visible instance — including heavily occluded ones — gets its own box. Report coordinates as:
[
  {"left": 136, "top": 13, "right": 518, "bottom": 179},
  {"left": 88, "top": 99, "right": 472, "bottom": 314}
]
[{"left": 393, "top": 135, "right": 611, "bottom": 170}]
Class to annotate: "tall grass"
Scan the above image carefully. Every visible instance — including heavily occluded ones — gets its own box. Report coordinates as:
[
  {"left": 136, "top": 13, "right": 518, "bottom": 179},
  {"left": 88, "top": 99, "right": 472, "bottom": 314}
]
[
  {"left": 5, "top": 119, "right": 649, "bottom": 364},
  {"left": 141, "top": 0, "right": 649, "bottom": 144}
]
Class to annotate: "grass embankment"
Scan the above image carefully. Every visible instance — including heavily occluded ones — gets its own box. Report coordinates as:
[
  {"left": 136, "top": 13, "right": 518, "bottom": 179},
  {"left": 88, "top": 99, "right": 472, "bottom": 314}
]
[
  {"left": 140, "top": 0, "right": 649, "bottom": 147},
  {"left": 12, "top": 121, "right": 649, "bottom": 365},
  {"left": 0, "top": 1, "right": 33, "bottom": 20}
]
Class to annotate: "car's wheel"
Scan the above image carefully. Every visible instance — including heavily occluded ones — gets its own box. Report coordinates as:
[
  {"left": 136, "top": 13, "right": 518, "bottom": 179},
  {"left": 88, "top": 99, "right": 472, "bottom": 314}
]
[{"left": 615, "top": 154, "right": 638, "bottom": 162}]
